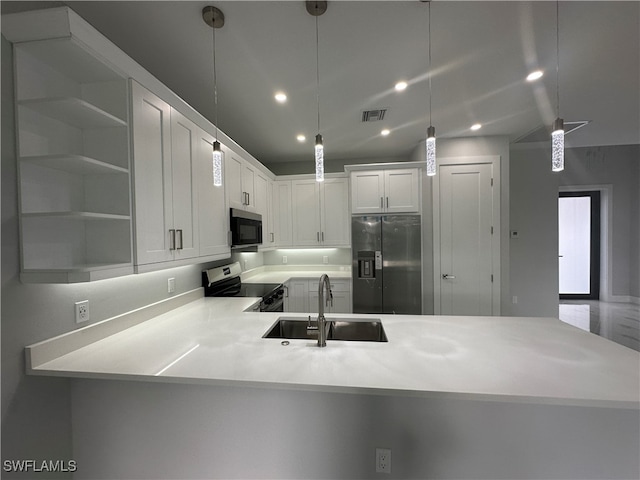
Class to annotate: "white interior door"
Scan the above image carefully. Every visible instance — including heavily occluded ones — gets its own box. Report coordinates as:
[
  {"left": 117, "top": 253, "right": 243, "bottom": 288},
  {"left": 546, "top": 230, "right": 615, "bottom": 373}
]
[{"left": 439, "top": 163, "right": 494, "bottom": 315}]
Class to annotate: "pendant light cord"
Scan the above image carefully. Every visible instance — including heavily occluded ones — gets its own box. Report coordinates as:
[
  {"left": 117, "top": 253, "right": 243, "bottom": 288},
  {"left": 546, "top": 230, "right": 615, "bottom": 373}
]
[
  {"left": 315, "top": 13, "right": 321, "bottom": 134},
  {"left": 212, "top": 18, "right": 219, "bottom": 141},
  {"left": 428, "top": 0, "right": 432, "bottom": 126},
  {"left": 556, "top": 0, "right": 560, "bottom": 118}
]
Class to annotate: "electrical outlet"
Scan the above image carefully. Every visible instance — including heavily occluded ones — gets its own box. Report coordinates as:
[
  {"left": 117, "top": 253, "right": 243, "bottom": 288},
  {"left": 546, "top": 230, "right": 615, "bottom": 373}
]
[
  {"left": 168, "top": 277, "right": 175, "bottom": 293},
  {"left": 75, "top": 300, "right": 90, "bottom": 324},
  {"left": 282, "top": 255, "right": 287, "bottom": 264},
  {"left": 323, "top": 256, "right": 329, "bottom": 264},
  {"left": 376, "top": 448, "right": 391, "bottom": 474}
]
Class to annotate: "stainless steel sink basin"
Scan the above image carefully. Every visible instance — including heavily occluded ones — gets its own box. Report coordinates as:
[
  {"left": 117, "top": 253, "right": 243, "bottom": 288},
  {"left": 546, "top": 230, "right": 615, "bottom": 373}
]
[{"left": 263, "top": 316, "right": 387, "bottom": 342}]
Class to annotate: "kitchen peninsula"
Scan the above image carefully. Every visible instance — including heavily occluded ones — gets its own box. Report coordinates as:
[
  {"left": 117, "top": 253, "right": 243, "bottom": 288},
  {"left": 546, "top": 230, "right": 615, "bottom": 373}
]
[{"left": 25, "top": 286, "right": 640, "bottom": 478}]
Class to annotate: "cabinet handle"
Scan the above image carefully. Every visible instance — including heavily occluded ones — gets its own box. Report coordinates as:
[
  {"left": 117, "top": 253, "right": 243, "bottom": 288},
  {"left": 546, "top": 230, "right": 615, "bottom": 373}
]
[
  {"left": 271, "top": 232, "right": 274, "bottom": 242},
  {"left": 247, "top": 193, "right": 250, "bottom": 205},
  {"left": 321, "top": 232, "right": 324, "bottom": 242},
  {"left": 284, "top": 285, "right": 289, "bottom": 298},
  {"left": 380, "top": 197, "right": 383, "bottom": 208},
  {"left": 386, "top": 197, "right": 389, "bottom": 208},
  {"left": 317, "top": 232, "right": 320, "bottom": 242},
  {"left": 177, "top": 229, "right": 183, "bottom": 250},
  {"left": 169, "top": 229, "right": 176, "bottom": 251}
]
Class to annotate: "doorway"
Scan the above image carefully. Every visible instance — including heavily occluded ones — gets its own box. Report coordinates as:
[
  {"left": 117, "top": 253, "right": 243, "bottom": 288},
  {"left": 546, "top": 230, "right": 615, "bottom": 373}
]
[{"left": 558, "top": 191, "right": 601, "bottom": 300}]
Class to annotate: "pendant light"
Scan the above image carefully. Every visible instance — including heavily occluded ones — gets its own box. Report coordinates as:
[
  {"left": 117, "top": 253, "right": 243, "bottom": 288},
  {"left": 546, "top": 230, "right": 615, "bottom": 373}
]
[
  {"left": 307, "top": 1, "right": 327, "bottom": 182},
  {"left": 425, "top": 0, "right": 436, "bottom": 177},
  {"left": 203, "top": 6, "right": 225, "bottom": 186},
  {"left": 551, "top": 0, "right": 564, "bottom": 172}
]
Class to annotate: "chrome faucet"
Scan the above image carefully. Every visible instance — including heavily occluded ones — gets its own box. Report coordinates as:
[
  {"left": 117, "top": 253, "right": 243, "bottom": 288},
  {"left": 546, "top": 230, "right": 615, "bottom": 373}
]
[{"left": 315, "top": 274, "right": 333, "bottom": 347}]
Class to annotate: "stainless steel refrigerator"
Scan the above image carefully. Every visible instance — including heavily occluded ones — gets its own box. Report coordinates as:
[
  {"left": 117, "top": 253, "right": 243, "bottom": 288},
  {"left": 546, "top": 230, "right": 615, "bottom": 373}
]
[{"left": 352, "top": 215, "right": 422, "bottom": 314}]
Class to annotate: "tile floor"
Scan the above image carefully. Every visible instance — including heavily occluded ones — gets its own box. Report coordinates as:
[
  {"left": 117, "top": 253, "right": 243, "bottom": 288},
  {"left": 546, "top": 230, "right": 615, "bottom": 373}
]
[{"left": 559, "top": 300, "right": 640, "bottom": 352}]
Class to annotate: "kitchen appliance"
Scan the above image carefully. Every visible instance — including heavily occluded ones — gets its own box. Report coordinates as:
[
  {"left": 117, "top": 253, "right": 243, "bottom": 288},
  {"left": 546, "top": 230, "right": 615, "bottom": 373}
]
[
  {"left": 230, "top": 208, "right": 262, "bottom": 248},
  {"left": 202, "top": 262, "right": 284, "bottom": 312},
  {"left": 352, "top": 215, "right": 422, "bottom": 314}
]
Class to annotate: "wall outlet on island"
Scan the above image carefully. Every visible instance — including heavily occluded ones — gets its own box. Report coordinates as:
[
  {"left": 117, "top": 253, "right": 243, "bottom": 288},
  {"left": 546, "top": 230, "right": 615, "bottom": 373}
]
[
  {"left": 375, "top": 448, "right": 391, "bottom": 473},
  {"left": 75, "top": 300, "right": 90, "bottom": 324},
  {"left": 168, "top": 277, "right": 175, "bottom": 294}
]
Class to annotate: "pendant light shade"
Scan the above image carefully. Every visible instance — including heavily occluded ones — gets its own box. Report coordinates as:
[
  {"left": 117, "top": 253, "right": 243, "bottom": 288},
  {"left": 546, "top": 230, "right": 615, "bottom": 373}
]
[
  {"left": 203, "top": 6, "right": 225, "bottom": 186},
  {"left": 551, "top": 117, "right": 564, "bottom": 172},
  {"left": 315, "top": 134, "right": 324, "bottom": 182},
  {"left": 212, "top": 140, "right": 223, "bottom": 186},
  {"left": 426, "top": 126, "right": 436, "bottom": 176},
  {"left": 551, "top": 0, "right": 564, "bottom": 172}
]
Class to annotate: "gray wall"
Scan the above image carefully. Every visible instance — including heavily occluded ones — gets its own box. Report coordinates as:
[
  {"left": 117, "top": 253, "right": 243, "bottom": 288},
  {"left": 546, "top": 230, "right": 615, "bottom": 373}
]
[
  {"left": 0, "top": 35, "right": 229, "bottom": 477},
  {"left": 560, "top": 145, "right": 640, "bottom": 299},
  {"left": 509, "top": 143, "right": 640, "bottom": 318},
  {"left": 71, "top": 379, "right": 640, "bottom": 480}
]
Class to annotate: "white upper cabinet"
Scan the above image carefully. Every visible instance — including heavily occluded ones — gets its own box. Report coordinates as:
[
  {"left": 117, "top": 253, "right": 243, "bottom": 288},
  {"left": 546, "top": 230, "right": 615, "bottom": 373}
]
[
  {"left": 254, "top": 172, "right": 274, "bottom": 249},
  {"left": 131, "top": 81, "right": 199, "bottom": 267},
  {"left": 291, "top": 177, "right": 350, "bottom": 247},
  {"left": 195, "top": 132, "right": 230, "bottom": 259},
  {"left": 272, "top": 180, "right": 293, "bottom": 247},
  {"left": 226, "top": 152, "right": 257, "bottom": 211},
  {"left": 351, "top": 168, "right": 420, "bottom": 214}
]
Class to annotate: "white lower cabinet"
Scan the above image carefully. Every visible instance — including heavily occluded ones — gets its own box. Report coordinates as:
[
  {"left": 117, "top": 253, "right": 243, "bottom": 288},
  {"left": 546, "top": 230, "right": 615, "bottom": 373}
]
[{"left": 284, "top": 278, "right": 351, "bottom": 314}]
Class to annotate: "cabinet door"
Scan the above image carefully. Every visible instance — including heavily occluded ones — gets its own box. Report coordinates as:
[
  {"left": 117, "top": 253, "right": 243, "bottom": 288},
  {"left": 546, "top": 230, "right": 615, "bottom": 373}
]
[
  {"left": 273, "top": 181, "right": 292, "bottom": 247},
  {"left": 254, "top": 172, "right": 269, "bottom": 247},
  {"left": 170, "top": 110, "right": 199, "bottom": 260},
  {"left": 242, "top": 163, "right": 256, "bottom": 210},
  {"left": 292, "top": 179, "right": 322, "bottom": 246},
  {"left": 226, "top": 152, "right": 244, "bottom": 210},
  {"left": 350, "top": 171, "right": 384, "bottom": 214},
  {"left": 321, "top": 178, "right": 350, "bottom": 246},
  {"left": 384, "top": 169, "right": 420, "bottom": 213},
  {"left": 285, "top": 280, "right": 309, "bottom": 313},
  {"left": 196, "top": 130, "right": 230, "bottom": 259},
  {"left": 131, "top": 81, "right": 174, "bottom": 265}
]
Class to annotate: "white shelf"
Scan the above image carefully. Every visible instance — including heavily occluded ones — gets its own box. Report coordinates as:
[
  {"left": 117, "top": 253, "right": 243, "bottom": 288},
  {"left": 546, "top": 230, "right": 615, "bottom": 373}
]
[
  {"left": 19, "top": 97, "right": 127, "bottom": 129},
  {"left": 20, "top": 154, "right": 128, "bottom": 175},
  {"left": 22, "top": 211, "right": 131, "bottom": 221},
  {"left": 20, "top": 264, "right": 135, "bottom": 284}
]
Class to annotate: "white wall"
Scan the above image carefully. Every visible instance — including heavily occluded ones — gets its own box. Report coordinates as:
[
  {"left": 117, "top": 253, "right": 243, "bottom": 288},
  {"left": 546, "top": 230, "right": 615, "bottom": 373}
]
[{"left": 71, "top": 379, "right": 640, "bottom": 480}]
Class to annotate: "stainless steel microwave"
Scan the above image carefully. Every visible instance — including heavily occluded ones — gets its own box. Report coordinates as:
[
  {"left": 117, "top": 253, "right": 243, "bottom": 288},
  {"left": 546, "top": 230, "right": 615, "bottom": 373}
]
[{"left": 230, "top": 208, "right": 262, "bottom": 248}]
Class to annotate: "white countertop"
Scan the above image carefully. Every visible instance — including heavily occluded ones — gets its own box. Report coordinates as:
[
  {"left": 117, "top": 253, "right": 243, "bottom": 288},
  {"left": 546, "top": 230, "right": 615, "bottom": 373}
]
[{"left": 26, "top": 294, "right": 640, "bottom": 409}]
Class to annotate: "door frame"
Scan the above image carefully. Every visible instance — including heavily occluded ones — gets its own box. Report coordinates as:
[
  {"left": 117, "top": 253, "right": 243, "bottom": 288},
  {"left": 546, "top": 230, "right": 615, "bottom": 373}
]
[
  {"left": 433, "top": 155, "right": 501, "bottom": 315},
  {"left": 558, "top": 191, "right": 601, "bottom": 300},
  {"left": 559, "top": 184, "right": 613, "bottom": 301}
]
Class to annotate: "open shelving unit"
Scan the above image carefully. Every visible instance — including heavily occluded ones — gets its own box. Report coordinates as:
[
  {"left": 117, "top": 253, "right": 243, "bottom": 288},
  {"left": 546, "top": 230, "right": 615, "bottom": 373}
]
[{"left": 14, "top": 35, "right": 134, "bottom": 282}]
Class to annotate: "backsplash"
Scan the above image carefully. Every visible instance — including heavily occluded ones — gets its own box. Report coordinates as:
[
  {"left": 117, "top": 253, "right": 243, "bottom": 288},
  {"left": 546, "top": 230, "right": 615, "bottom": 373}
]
[{"left": 264, "top": 248, "right": 351, "bottom": 266}]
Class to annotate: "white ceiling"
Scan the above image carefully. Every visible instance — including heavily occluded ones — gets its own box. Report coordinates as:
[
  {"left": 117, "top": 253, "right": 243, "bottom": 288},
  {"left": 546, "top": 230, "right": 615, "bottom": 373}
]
[{"left": 2, "top": 1, "right": 639, "bottom": 169}]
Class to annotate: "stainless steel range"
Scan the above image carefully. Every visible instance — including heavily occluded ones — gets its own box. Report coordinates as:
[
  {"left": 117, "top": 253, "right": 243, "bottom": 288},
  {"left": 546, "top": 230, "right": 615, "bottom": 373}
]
[{"left": 202, "top": 263, "right": 284, "bottom": 312}]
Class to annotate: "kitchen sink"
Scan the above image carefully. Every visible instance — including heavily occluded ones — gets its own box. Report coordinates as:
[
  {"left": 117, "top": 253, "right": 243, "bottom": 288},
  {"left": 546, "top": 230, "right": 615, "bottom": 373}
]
[{"left": 263, "top": 316, "right": 387, "bottom": 343}]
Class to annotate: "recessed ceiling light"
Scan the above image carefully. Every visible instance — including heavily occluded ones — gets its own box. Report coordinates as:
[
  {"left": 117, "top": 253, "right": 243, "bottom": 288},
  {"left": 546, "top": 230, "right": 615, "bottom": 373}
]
[
  {"left": 470, "top": 123, "right": 482, "bottom": 131},
  {"left": 274, "top": 92, "right": 287, "bottom": 103},
  {"left": 394, "top": 81, "right": 408, "bottom": 92},
  {"left": 526, "top": 70, "right": 544, "bottom": 82},
  {"left": 296, "top": 134, "right": 306, "bottom": 142},
  {"left": 381, "top": 129, "right": 391, "bottom": 136}
]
